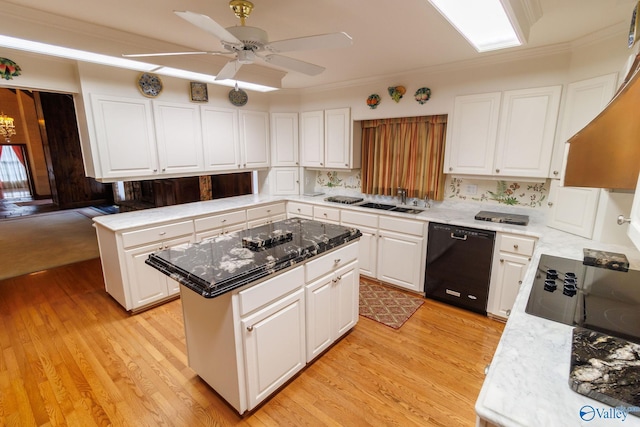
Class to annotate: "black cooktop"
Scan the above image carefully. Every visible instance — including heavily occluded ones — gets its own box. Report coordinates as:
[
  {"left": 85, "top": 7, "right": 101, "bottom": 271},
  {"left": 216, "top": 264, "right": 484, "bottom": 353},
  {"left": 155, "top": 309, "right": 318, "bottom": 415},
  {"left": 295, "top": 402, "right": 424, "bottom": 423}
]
[
  {"left": 475, "top": 210, "right": 529, "bottom": 226},
  {"left": 525, "top": 254, "right": 640, "bottom": 343}
]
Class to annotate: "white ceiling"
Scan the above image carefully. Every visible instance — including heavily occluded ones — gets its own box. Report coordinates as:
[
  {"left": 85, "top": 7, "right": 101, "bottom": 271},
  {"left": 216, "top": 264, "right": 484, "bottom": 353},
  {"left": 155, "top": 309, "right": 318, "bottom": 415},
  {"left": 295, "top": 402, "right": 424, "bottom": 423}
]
[{"left": 0, "top": 0, "right": 636, "bottom": 89}]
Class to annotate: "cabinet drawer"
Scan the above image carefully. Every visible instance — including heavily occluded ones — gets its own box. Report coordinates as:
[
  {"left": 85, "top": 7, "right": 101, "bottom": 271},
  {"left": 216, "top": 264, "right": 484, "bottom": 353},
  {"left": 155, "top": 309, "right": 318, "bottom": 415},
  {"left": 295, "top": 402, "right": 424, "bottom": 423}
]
[
  {"left": 313, "top": 206, "right": 340, "bottom": 223},
  {"left": 379, "top": 216, "right": 424, "bottom": 236},
  {"left": 238, "top": 265, "right": 304, "bottom": 316},
  {"left": 287, "top": 201, "right": 313, "bottom": 217},
  {"left": 305, "top": 242, "right": 359, "bottom": 282},
  {"left": 246, "top": 203, "right": 286, "bottom": 221},
  {"left": 500, "top": 234, "right": 536, "bottom": 256},
  {"left": 341, "top": 209, "right": 378, "bottom": 228},
  {"left": 121, "top": 220, "right": 194, "bottom": 248},
  {"left": 194, "top": 210, "right": 247, "bottom": 232}
]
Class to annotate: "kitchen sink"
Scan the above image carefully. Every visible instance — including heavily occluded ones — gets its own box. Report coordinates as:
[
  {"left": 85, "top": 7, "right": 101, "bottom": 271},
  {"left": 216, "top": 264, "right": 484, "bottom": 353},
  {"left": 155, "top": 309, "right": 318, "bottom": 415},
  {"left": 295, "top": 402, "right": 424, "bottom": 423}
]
[{"left": 357, "top": 202, "right": 424, "bottom": 214}]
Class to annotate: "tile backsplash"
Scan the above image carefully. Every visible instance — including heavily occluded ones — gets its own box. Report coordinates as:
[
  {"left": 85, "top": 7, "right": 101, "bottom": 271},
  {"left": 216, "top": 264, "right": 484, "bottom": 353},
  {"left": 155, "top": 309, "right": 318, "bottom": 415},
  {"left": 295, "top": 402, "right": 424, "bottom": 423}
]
[{"left": 311, "top": 170, "right": 549, "bottom": 208}]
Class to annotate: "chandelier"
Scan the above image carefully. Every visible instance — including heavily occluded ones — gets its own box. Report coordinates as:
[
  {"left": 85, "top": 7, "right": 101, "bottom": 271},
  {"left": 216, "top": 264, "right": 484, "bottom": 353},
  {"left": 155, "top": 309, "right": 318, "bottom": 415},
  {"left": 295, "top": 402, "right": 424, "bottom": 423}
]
[{"left": 0, "top": 112, "right": 16, "bottom": 142}]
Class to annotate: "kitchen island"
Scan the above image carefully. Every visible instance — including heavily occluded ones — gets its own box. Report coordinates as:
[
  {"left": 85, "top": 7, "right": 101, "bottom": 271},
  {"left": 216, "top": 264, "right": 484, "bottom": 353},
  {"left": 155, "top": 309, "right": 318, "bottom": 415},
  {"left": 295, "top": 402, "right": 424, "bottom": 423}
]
[{"left": 146, "top": 217, "right": 362, "bottom": 414}]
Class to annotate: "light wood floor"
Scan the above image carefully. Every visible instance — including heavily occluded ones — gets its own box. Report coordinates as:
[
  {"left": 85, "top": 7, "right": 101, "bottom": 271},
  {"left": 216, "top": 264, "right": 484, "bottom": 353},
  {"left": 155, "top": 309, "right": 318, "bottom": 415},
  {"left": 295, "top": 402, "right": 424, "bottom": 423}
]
[{"left": 0, "top": 259, "right": 504, "bottom": 426}]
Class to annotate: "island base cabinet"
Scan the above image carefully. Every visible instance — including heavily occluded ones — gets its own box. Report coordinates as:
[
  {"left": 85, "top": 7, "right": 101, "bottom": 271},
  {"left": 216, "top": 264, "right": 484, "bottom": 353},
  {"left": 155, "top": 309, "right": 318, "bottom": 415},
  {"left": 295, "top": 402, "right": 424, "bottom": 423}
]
[
  {"left": 306, "top": 261, "right": 359, "bottom": 362},
  {"left": 242, "top": 288, "right": 306, "bottom": 410}
]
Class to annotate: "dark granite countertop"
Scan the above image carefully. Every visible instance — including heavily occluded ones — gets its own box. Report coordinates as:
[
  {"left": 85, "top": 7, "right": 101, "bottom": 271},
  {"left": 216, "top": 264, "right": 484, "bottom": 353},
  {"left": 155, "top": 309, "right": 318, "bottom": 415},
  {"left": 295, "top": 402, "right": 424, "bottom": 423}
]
[
  {"left": 146, "top": 218, "right": 361, "bottom": 298},
  {"left": 570, "top": 327, "right": 640, "bottom": 416}
]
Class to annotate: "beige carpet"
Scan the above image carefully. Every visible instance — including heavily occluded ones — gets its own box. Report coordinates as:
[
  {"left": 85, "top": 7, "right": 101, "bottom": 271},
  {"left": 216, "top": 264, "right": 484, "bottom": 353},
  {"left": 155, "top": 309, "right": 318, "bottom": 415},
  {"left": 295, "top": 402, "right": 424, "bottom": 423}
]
[{"left": 0, "top": 210, "right": 101, "bottom": 280}]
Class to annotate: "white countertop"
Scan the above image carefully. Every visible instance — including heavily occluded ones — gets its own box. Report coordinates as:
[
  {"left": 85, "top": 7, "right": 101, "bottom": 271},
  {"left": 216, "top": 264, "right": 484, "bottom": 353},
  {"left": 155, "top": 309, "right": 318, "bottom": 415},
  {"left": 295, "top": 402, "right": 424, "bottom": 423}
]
[{"left": 94, "top": 193, "right": 640, "bottom": 425}]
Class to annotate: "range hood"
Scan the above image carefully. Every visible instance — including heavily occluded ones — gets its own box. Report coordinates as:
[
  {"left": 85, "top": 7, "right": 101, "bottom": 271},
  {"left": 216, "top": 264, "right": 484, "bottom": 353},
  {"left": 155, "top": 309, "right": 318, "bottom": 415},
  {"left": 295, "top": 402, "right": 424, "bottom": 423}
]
[{"left": 564, "top": 54, "right": 640, "bottom": 190}]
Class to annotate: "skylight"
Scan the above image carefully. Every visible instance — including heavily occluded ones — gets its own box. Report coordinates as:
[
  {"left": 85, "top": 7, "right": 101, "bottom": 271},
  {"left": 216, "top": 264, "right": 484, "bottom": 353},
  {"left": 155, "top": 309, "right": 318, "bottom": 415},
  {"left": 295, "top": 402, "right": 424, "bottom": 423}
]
[
  {"left": 0, "top": 35, "right": 279, "bottom": 92},
  {"left": 428, "top": 0, "right": 523, "bottom": 52}
]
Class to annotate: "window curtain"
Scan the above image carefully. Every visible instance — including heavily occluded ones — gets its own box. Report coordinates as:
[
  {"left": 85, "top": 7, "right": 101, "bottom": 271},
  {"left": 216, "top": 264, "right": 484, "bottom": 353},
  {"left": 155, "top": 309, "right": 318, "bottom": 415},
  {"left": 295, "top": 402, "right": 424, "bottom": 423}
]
[
  {"left": 361, "top": 115, "right": 447, "bottom": 200},
  {"left": 0, "top": 144, "right": 30, "bottom": 197}
]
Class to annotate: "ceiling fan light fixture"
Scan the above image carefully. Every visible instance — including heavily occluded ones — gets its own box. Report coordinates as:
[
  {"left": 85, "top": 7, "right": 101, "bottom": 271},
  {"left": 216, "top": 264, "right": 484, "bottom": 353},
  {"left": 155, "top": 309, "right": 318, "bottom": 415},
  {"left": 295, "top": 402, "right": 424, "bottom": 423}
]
[
  {"left": 237, "top": 50, "right": 256, "bottom": 64},
  {"left": 229, "top": 0, "right": 254, "bottom": 26}
]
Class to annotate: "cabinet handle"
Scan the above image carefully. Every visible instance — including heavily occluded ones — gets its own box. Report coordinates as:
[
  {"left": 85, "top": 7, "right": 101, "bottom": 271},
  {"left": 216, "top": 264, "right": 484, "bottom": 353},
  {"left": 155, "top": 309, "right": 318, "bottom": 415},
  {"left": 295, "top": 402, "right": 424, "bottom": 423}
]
[
  {"left": 162, "top": 168, "right": 166, "bottom": 172},
  {"left": 617, "top": 215, "right": 631, "bottom": 225},
  {"left": 153, "top": 169, "right": 158, "bottom": 172},
  {"left": 449, "top": 167, "right": 453, "bottom": 172},
  {"left": 518, "top": 280, "right": 523, "bottom": 285},
  {"left": 553, "top": 170, "right": 559, "bottom": 175},
  {"left": 345, "top": 163, "right": 348, "bottom": 167},
  {"left": 334, "top": 258, "right": 341, "bottom": 264},
  {"left": 159, "top": 231, "right": 166, "bottom": 236},
  {"left": 500, "top": 258, "right": 504, "bottom": 263},
  {"left": 247, "top": 325, "right": 253, "bottom": 332},
  {"left": 336, "top": 275, "right": 342, "bottom": 281},
  {"left": 297, "top": 208, "right": 301, "bottom": 212},
  {"left": 267, "top": 209, "right": 271, "bottom": 213},
  {"left": 513, "top": 244, "right": 519, "bottom": 250},
  {"left": 548, "top": 202, "right": 554, "bottom": 207},
  {"left": 221, "top": 219, "right": 227, "bottom": 223},
  {"left": 495, "top": 168, "right": 500, "bottom": 173},
  {"left": 296, "top": 162, "right": 299, "bottom": 165},
  {"left": 506, "top": 309, "right": 511, "bottom": 317},
  {"left": 320, "top": 162, "right": 323, "bottom": 166}
]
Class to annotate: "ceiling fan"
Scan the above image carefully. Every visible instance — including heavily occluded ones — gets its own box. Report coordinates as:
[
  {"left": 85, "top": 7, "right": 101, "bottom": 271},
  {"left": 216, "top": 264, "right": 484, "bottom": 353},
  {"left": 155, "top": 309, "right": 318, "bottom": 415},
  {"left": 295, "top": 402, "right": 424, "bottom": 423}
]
[{"left": 123, "top": 0, "right": 353, "bottom": 81}]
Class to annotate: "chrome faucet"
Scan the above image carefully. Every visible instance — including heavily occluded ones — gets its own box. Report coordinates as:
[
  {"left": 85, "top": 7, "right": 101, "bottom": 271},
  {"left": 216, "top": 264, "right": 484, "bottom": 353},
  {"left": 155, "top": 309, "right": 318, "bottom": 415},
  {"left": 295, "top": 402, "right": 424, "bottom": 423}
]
[
  {"left": 424, "top": 194, "right": 431, "bottom": 208},
  {"left": 397, "top": 188, "right": 407, "bottom": 205}
]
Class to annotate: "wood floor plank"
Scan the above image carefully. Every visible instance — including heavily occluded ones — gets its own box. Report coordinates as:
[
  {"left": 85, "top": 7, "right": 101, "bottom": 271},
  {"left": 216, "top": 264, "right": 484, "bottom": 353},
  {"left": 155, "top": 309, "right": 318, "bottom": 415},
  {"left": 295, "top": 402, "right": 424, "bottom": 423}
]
[{"left": 0, "top": 258, "right": 504, "bottom": 426}]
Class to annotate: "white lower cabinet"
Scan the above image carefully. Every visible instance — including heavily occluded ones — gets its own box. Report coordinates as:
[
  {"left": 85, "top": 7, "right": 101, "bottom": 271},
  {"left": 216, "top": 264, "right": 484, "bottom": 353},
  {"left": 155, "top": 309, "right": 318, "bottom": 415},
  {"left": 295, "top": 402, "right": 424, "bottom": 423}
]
[
  {"left": 487, "top": 233, "right": 536, "bottom": 319},
  {"left": 180, "top": 242, "right": 359, "bottom": 414},
  {"left": 194, "top": 210, "right": 247, "bottom": 242},
  {"left": 246, "top": 202, "right": 286, "bottom": 228},
  {"left": 286, "top": 201, "right": 314, "bottom": 219},
  {"left": 341, "top": 209, "right": 426, "bottom": 293},
  {"left": 305, "top": 261, "right": 359, "bottom": 362}
]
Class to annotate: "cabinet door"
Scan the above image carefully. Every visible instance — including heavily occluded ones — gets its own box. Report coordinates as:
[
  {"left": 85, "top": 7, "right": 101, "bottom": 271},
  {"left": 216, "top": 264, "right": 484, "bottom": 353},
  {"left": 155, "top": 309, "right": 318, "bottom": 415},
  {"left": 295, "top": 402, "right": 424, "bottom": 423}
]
[
  {"left": 547, "top": 179, "right": 599, "bottom": 238},
  {"left": 446, "top": 92, "right": 501, "bottom": 175},
  {"left": 300, "top": 111, "right": 324, "bottom": 167},
  {"left": 324, "top": 108, "right": 351, "bottom": 169},
  {"left": 628, "top": 173, "right": 640, "bottom": 250},
  {"left": 153, "top": 101, "right": 204, "bottom": 174},
  {"left": 270, "top": 167, "right": 299, "bottom": 195},
  {"left": 550, "top": 73, "right": 617, "bottom": 179},
  {"left": 201, "top": 106, "right": 241, "bottom": 171},
  {"left": 494, "top": 86, "right": 562, "bottom": 178},
  {"left": 271, "top": 112, "right": 299, "bottom": 167},
  {"left": 377, "top": 230, "right": 424, "bottom": 292},
  {"left": 349, "top": 224, "right": 377, "bottom": 278},
  {"left": 305, "top": 274, "right": 334, "bottom": 361},
  {"left": 239, "top": 110, "right": 270, "bottom": 169},
  {"left": 91, "top": 94, "right": 158, "bottom": 179},
  {"left": 242, "top": 289, "right": 305, "bottom": 411},
  {"left": 333, "top": 262, "right": 359, "bottom": 338},
  {"left": 124, "top": 235, "right": 192, "bottom": 309},
  {"left": 492, "top": 252, "right": 529, "bottom": 318}
]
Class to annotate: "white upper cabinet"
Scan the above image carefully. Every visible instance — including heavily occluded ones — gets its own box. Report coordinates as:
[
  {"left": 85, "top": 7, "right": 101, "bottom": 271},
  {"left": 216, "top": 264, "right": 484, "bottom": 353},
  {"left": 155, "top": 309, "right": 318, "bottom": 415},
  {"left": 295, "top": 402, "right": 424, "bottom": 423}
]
[
  {"left": 549, "top": 73, "right": 618, "bottom": 180},
  {"left": 201, "top": 106, "right": 240, "bottom": 171},
  {"left": 446, "top": 85, "right": 561, "bottom": 179},
  {"left": 446, "top": 92, "right": 501, "bottom": 175},
  {"left": 495, "top": 86, "right": 562, "bottom": 178},
  {"left": 300, "top": 111, "right": 325, "bottom": 167},
  {"left": 239, "top": 110, "right": 269, "bottom": 169},
  {"left": 300, "top": 108, "right": 360, "bottom": 169},
  {"left": 153, "top": 101, "right": 204, "bottom": 174},
  {"left": 271, "top": 112, "right": 299, "bottom": 167},
  {"left": 627, "top": 173, "right": 640, "bottom": 250},
  {"left": 90, "top": 94, "right": 159, "bottom": 179}
]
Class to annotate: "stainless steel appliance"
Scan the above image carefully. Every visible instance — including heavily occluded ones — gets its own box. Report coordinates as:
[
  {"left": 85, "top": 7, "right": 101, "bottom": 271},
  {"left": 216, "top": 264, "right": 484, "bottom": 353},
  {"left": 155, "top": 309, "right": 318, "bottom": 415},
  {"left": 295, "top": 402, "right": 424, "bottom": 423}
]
[
  {"left": 525, "top": 254, "right": 640, "bottom": 343},
  {"left": 324, "top": 196, "right": 364, "bottom": 204},
  {"left": 474, "top": 210, "right": 529, "bottom": 226},
  {"left": 425, "top": 223, "right": 495, "bottom": 314}
]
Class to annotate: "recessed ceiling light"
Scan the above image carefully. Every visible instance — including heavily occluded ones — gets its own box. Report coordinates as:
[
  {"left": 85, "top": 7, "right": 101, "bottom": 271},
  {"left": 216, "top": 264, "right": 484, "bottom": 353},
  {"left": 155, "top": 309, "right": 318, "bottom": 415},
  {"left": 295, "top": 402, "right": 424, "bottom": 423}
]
[{"left": 428, "top": 0, "right": 523, "bottom": 52}]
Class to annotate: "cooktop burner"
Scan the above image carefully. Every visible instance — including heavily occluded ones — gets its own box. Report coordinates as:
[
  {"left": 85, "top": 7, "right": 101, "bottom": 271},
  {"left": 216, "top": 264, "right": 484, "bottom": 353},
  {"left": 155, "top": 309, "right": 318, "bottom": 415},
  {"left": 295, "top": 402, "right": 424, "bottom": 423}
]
[
  {"left": 525, "top": 254, "right": 640, "bottom": 343},
  {"left": 324, "top": 196, "right": 364, "bottom": 205},
  {"left": 475, "top": 211, "right": 529, "bottom": 226}
]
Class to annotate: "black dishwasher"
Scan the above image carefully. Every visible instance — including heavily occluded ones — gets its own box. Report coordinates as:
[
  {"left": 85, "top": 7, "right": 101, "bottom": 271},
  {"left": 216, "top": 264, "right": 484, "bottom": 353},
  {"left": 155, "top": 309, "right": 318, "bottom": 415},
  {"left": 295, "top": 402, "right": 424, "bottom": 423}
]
[{"left": 425, "top": 222, "right": 495, "bottom": 314}]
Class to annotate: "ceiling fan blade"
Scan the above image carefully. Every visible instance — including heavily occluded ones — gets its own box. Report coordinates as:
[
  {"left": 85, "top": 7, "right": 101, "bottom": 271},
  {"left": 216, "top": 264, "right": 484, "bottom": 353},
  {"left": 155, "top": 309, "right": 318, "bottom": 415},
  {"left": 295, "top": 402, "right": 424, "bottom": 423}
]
[
  {"left": 174, "top": 10, "right": 243, "bottom": 48},
  {"left": 262, "top": 55, "right": 325, "bottom": 76},
  {"left": 215, "top": 60, "right": 242, "bottom": 81},
  {"left": 122, "top": 51, "right": 226, "bottom": 58},
  {"left": 265, "top": 32, "right": 353, "bottom": 53}
]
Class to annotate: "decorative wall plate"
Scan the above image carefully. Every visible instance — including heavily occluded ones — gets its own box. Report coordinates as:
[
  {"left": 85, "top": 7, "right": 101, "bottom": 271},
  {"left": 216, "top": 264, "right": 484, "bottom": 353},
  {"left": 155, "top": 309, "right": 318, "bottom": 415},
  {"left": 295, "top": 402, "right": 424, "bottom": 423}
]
[
  {"left": 388, "top": 86, "right": 406, "bottom": 102},
  {"left": 366, "top": 94, "right": 381, "bottom": 109},
  {"left": 629, "top": 1, "right": 639, "bottom": 48},
  {"left": 229, "top": 88, "right": 248, "bottom": 106},
  {"left": 0, "top": 58, "right": 21, "bottom": 80},
  {"left": 190, "top": 82, "right": 208, "bottom": 102},
  {"left": 137, "top": 72, "right": 163, "bottom": 97},
  {"left": 414, "top": 87, "right": 431, "bottom": 104}
]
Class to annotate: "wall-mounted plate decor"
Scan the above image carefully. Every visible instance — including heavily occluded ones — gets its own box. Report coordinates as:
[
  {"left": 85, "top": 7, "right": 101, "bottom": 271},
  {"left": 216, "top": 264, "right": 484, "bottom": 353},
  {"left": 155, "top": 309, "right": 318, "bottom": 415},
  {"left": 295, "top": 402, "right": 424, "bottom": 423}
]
[
  {"left": 414, "top": 87, "right": 431, "bottom": 104},
  {"left": 0, "top": 58, "right": 21, "bottom": 80},
  {"left": 229, "top": 88, "right": 248, "bottom": 106},
  {"left": 137, "top": 72, "right": 163, "bottom": 97},
  {"left": 629, "top": 1, "right": 639, "bottom": 48},
  {"left": 190, "top": 82, "right": 208, "bottom": 102},
  {"left": 388, "top": 86, "right": 406, "bottom": 102},
  {"left": 366, "top": 94, "right": 381, "bottom": 109}
]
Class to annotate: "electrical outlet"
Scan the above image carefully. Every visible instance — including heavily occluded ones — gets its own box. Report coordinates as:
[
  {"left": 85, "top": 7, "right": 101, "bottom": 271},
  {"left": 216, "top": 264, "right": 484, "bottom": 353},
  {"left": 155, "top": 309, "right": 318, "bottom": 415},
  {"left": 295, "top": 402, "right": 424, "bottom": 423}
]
[{"left": 466, "top": 184, "right": 478, "bottom": 195}]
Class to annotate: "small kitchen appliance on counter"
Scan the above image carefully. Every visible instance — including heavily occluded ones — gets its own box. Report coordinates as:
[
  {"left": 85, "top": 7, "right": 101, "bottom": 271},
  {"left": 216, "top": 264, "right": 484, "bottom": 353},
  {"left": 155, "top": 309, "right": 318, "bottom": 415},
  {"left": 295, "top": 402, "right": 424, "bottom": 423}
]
[
  {"left": 324, "top": 195, "right": 364, "bottom": 205},
  {"left": 474, "top": 210, "right": 529, "bottom": 226}
]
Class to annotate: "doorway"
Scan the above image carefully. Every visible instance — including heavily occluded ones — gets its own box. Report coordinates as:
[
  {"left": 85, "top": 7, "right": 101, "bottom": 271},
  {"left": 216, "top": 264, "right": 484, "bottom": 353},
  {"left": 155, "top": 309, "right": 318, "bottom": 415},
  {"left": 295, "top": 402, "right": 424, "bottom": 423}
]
[{"left": 0, "top": 144, "right": 31, "bottom": 199}]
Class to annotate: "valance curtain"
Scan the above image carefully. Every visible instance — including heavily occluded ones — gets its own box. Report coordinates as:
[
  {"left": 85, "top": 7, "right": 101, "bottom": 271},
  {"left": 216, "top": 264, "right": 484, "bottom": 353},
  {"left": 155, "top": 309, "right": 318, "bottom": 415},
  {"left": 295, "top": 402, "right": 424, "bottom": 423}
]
[{"left": 360, "top": 115, "right": 447, "bottom": 201}]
